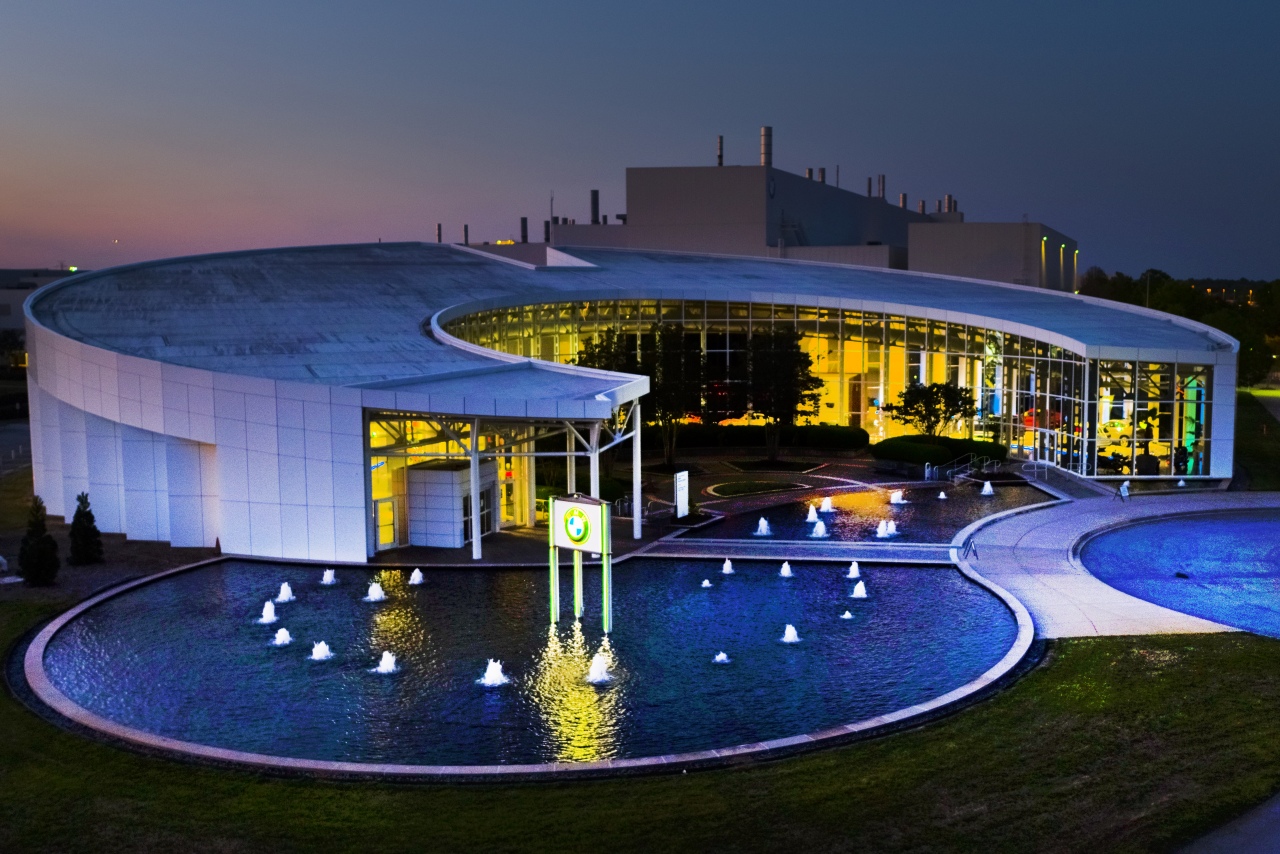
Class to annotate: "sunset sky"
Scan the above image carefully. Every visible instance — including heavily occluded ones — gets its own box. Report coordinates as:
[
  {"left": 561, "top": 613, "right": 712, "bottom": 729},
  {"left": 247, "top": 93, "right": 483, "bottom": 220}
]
[{"left": 2, "top": 1, "right": 1278, "bottom": 278}]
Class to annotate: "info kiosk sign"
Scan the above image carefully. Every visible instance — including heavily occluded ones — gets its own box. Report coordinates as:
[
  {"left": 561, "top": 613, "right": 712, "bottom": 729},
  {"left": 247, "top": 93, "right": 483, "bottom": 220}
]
[{"left": 549, "top": 495, "right": 613, "bottom": 633}]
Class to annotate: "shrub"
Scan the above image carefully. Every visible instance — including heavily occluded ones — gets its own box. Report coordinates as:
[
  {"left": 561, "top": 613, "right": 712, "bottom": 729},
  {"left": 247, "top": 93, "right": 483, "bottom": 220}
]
[
  {"left": 870, "top": 435, "right": 1009, "bottom": 466},
  {"left": 19, "top": 496, "right": 59, "bottom": 586},
  {"left": 69, "top": 492, "right": 104, "bottom": 565}
]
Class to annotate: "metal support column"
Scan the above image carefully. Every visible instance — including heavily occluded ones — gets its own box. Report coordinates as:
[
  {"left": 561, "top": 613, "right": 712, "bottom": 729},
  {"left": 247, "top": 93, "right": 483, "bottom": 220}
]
[
  {"left": 589, "top": 422, "right": 601, "bottom": 499},
  {"left": 632, "top": 402, "right": 642, "bottom": 539},
  {"left": 602, "top": 511, "right": 613, "bottom": 633},
  {"left": 526, "top": 428, "right": 538, "bottom": 525},
  {"left": 566, "top": 431, "right": 576, "bottom": 493},
  {"left": 469, "top": 419, "right": 482, "bottom": 560}
]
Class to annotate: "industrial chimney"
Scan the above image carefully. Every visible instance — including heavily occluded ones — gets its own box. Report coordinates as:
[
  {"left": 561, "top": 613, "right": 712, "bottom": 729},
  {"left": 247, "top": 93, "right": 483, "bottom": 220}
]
[
  {"left": 899, "top": 193, "right": 907, "bottom": 208},
  {"left": 543, "top": 220, "right": 551, "bottom": 243},
  {"left": 520, "top": 217, "right": 528, "bottom": 244},
  {"left": 760, "top": 126, "right": 772, "bottom": 168},
  {"left": 805, "top": 168, "right": 813, "bottom": 180},
  {"left": 818, "top": 167, "right": 826, "bottom": 184},
  {"left": 463, "top": 224, "right": 469, "bottom": 245},
  {"left": 590, "top": 190, "right": 600, "bottom": 225},
  {"left": 717, "top": 135, "right": 723, "bottom": 166},
  {"left": 436, "top": 223, "right": 442, "bottom": 243}
]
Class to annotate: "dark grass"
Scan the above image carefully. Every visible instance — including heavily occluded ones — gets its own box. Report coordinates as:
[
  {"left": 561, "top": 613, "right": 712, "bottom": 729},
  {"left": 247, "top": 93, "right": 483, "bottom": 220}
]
[
  {"left": 707, "top": 480, "right": 804, "bottom": 497},
  {"left": 729, "top": 459, "right": 819, "bottom": 472},
  {"left": 6, "top": 595, "right": 1280, "bottom": 852},
  {"left": 1237, "top": 391, "right": 1280, "bottom": 490}
]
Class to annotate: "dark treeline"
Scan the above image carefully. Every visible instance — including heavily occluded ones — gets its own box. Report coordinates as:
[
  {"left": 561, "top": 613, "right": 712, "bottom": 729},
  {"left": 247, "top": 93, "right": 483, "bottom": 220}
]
[{"left": 1079, "top": 267, "right": 1278, "bottom": 385}]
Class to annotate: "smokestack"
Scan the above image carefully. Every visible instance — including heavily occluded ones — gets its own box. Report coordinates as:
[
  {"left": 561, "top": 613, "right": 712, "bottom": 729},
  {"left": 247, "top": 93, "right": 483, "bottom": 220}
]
[
  {"left": 717, "top": 134, "right": 723, "bottom": 166},
  {"left": 878, "top": 174, "right": 886, "bottom": 198},
  {"left": 520, "top": 217, "right": 528, "bottom": 244},
  {"left": 944, "top": 193, "right": 953, "bottom": 213},
  {"left": 899, "top": 193, "right": 907, "bottom": 208},
  {"left": 805, "top": 168, "right": 813, "bottom": 180},
  {"left": 867, "top": 177, "right": 872, "bottom": 196},
  {"left": 436, "top": 223, "right": 442, "bottom": 243},
  {"left": 760, "top": 126, "right": 772, "bottom": 167},
  {"left": 590, "top": 190, "right": 600, "bottom": 225},
  {"left": 463, "top": 224, "right": 469, "bottom": 245},
  {"left": 544, "top": 220, "right": 550, "bottom": 243},
  {"left": 917, "top": 200, "right": 926, "bottom": 214},
  {"left": 936, "top": 200, "right": 943, "bottom": 213},
  {"left": 818, "top": 167, "right": 826, "bottom": 184}
]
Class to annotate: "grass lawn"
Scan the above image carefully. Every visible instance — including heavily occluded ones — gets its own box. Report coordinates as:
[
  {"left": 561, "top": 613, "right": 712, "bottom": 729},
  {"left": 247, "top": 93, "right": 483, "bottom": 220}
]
[
  {"left": 730, "top": 459, "right": 819, "bottom": 473},
  {"left": 706, "top": 480, "right": 804, "bottom": 497},
  {"left": 1236, "top": 390, "right": 1280, "bottom": 489}
]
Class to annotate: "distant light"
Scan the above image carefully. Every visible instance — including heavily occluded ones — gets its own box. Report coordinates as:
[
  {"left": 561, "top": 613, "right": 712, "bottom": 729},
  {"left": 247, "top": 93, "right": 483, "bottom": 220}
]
[
  {"left": 495, "top": 239, "right": 515, "bottom": 245},
  {"left": 68, "top": 266, "right": 78, "bottom": 272},
  {"left": 1060, "top": 244, "right": 1066, "bottom": 249},
  {"left": 1042, "top": 236, "right": 1047, "bottom": 241}
]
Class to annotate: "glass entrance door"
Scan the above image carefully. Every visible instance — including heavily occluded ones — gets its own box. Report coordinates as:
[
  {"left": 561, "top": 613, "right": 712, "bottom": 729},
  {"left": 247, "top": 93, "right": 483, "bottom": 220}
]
[{"left": 375, "top": 499, "right": 397, "bottom": 551}]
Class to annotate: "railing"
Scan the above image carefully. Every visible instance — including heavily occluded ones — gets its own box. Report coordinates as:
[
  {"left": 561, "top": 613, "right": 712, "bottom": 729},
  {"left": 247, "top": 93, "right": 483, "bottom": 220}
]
[
  {"left": 1020, "top": 460, "right": 1051, "bottom": 482},
  {"left": 927, "top": 453, "right": 1000, "bottom": 483}
]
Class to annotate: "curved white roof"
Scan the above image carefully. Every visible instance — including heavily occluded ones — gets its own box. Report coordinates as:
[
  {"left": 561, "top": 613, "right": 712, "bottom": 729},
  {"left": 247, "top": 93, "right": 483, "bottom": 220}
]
[{"left": 28, "top": 242, "right": 1235, "bottom": 403}]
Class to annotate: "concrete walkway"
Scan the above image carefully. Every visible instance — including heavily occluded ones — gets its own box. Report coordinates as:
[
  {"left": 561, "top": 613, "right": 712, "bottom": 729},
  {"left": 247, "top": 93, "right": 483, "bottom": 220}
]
[{"left": 957, "top": 491, "right": 1280, "bottom": 638}]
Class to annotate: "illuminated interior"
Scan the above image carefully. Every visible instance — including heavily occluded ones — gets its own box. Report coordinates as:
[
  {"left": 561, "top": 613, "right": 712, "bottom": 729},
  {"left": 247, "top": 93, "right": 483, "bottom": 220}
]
[{"left": 444, "top": 299, "right": 1214, "bottom": 477}]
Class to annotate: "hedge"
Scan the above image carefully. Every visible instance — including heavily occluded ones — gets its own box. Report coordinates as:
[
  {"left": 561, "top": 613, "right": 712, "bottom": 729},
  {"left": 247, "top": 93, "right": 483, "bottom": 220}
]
[
  {"left": 869, "top": 435, "right": 1008, "bottom": 467},
  {"left": 639, "top": 424, "right": 870, "bottom": 451}
]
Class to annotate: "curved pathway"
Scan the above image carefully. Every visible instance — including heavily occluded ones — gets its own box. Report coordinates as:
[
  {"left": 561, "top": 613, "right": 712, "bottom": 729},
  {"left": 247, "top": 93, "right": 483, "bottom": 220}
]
[{"left": 956, "top": 491, "right": 1280, "bottom": 638}]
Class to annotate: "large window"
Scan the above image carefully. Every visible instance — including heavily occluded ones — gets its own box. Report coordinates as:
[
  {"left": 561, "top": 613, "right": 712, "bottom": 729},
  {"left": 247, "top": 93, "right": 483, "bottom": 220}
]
[{"left": 445, "top": 300, "right": 1213, "bottom": 478}]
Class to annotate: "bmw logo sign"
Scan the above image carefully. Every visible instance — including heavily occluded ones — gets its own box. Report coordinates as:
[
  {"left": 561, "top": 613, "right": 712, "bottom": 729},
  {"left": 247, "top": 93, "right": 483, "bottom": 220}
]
[{"left": 564, "top": 508, "right": 590, "bottom": 545}]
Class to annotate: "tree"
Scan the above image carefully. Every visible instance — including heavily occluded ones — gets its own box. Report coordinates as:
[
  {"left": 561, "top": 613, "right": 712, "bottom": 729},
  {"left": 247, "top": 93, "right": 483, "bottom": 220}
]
[
  {"left": 577, "top": 324, "right": 703, "bottom": 468},
  {"left": 743, "top": 327, "right": 824, "bottom": 460},
  {"left": 69, "top": 492, "right": 104, "bottom": 565},
  {"left": 19, "top": 496, "right": 59, "bottom": 586},
  {"left": 640, "top": 324, "right": 704, "bottom": 467},
  {"left": 881, "top": 382, "right": 977, "bottom": 439}
]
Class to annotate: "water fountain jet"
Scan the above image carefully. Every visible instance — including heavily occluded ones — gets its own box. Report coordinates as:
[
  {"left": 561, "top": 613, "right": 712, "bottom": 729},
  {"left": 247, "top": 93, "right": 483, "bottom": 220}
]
[
  {"left": 722, "top": 559, "right": 734, "bottom": 575},
  {"left": 819, "top": 496, "right": 834, "bottom": 513},
  {"left": 408, "top": 568, "right": 424, "bottom": 585},
  {"left": 309, "top": 641, "right": 333, "bottom": 661},
  {"left": 847, "top": 561, "right": 860, "bottom": 579},
  {"left": 372, "top": 651, "right": 398, "bottom": 673},
  {"left": 753, "top": 517, "right": 772, "bottom": 537},
  {"left": 274, "top": 582, "right": 294, "bottom": 603},
  {"left": 781, "top": 624, "right": 801, "bottom": 643},
  {"left": 478, "top": 659, "right": 510, "bottom": 686},
  {"left": 779, "top": 561, "right": 793, "bottom": 577},
  {"left": 320, "top": 568, "right": 337, "bottom": 586},
  {"left": 271, "top": 628, "right": 292, "bottom": 646},
  {"left": 586, "top": 652, "right": 612, "bottom": 684},
  {"left": 713, "top": 652, "right": 730, "bottom": 664},
  {"left": 363, "top": 582, "right": 387, "bottom": 602},
  {"left": 981, "top": 481, "right": 995, "bottom": 496},
  {"left": 938, "top": 490, "right": 947, "bottom": 500},
  {"left": 806, "top": 504, "right": 819, "bottom": 523},
  {"left": 810, "top": 520, "right": 829, "bottom": 538},
  {"left": 701, "top": 579, "right": 712, "bottom": 588},
  {"left": 889, "top": 490, "right": 907, "bottom": 505},
  {"left": 851, "top": 580, "right": 867, "bottom": 599},
  {"left": 840, "top": 611, "right": 853, "bottom": 620},
  {"left": 257, "top": 601, "right": 277, "bottom": 624}
]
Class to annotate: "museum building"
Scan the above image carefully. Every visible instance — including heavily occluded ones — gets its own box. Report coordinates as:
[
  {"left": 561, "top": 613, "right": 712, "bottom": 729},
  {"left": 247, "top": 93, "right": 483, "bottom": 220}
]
[{"left": 24, "top": 242, "right": 1236, "bottom": 562}]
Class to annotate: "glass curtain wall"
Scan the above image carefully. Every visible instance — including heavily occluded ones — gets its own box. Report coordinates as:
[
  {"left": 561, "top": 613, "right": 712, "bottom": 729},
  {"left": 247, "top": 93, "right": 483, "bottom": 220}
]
[{"left": 445, "top": 300, "right": 1213, "bottom": 478}]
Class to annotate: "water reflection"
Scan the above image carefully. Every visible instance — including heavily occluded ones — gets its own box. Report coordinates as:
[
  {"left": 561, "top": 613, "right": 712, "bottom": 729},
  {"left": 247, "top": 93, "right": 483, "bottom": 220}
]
[{"left": 527, "top": 622, "right": 624, "bottom": 762}]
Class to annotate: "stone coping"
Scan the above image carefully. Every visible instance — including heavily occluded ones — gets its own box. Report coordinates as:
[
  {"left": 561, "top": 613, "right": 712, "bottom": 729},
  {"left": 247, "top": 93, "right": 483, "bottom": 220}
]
[{"left": 22, "top": 553, "right": 1035, "bottom": 781}]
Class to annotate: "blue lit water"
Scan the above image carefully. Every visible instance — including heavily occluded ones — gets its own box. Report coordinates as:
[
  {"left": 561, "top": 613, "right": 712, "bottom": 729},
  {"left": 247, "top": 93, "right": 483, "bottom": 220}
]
[
  {"left": 688, "top": 483, "right": 1050, "bottom": 542},
  {"left": 1081, "top": 510, "right": 1280, "bottom": 638},
  {"left": 42, "top": 559, "right": 1016, "bottom": 765}
]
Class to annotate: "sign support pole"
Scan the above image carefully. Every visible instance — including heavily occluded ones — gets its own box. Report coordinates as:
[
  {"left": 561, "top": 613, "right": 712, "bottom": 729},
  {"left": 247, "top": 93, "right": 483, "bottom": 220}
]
[
  {"left": 602, "top": 511, "right": 612, "bottom": 634},
  {"left": 573, "top": 550, "right": 584, "bottom": 619},
  {"left": 548, "top": 520, "right": 559, "bottom": 624}
]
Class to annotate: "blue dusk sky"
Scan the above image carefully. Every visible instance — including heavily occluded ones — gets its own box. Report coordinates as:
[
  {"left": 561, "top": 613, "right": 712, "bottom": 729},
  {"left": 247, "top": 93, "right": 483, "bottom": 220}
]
[{"left": 2, "top": 1, "right": 1278, "bottom": 278}]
